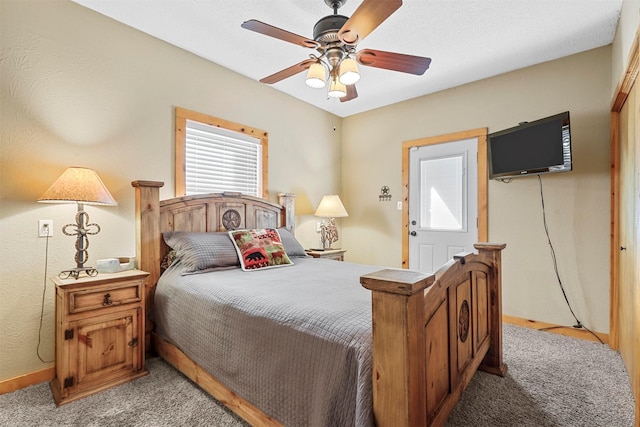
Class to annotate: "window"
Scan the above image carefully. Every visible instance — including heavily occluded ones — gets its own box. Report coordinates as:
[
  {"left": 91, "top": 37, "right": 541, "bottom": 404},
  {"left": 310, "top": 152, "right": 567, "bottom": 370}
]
[
  {"left": 419, "top": 154, "right": 467, "bottom": 231},
  {"left": 175, "top": 108, "right": 268, "bottom": 197},
  {"left": 184, "top": 120, "right": 261, "bottom": 196}
]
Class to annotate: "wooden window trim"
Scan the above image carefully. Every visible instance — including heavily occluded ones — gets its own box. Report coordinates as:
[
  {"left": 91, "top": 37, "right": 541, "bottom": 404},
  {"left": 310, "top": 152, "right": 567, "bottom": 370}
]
[{"left": 175, "top": 107, "right": 269, "bottom": 198}]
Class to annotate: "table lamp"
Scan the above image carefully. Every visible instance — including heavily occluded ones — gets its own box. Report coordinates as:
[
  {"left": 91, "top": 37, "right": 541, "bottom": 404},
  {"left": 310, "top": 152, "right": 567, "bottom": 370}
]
[
  {"left": 38, "top": 167, "right": 117, "bottom": 279},
  {"left": 314, "top": 194, "right": 348, "bottom": 250}
]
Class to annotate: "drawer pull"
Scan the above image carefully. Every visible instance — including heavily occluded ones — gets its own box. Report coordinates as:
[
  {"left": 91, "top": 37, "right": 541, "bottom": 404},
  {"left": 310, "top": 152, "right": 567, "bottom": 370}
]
[
  {"left": 128, "top": 338, "right": 138, "bottom": 347},
  {"left": 102, "top": 293, "right": 113, "bottom": 306}
]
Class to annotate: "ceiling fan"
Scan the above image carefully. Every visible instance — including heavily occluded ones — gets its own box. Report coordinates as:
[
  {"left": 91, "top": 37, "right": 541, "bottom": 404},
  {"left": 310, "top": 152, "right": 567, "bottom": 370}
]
[{"left": 241, "top": 0, "right": 431, "bottom": 102}]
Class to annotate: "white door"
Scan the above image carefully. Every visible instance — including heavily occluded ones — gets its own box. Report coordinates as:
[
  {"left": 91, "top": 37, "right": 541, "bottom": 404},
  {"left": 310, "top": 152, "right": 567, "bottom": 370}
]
[{"left": 409, "top": 138, "right": 478, "bottom": 273}]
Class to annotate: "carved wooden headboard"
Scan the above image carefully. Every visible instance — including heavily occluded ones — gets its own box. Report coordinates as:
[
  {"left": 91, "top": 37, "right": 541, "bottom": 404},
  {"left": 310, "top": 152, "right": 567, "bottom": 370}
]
[{"left": 131, "top": 180, "right": 296, "bottom": 345}]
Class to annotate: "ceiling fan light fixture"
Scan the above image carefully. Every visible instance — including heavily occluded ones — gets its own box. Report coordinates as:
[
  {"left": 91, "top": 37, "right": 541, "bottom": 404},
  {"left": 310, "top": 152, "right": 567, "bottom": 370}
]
[
  {"left": 306, "top": 62, "right": 326, "bottom": 88},
  {"left": 328, "top": 77, "right": 347, "bottom": 98},
  {"left": 243, "top": 0, "right": 429, "bottom": 104},
  {"left": 338, "top": 57, "right": 360, "bottom": 85}
]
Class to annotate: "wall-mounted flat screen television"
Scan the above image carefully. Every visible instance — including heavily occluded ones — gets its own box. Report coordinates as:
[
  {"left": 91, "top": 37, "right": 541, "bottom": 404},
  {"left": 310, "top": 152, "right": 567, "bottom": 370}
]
[{"left": 488, "top": 111, "right": 572, "bottom": 180}]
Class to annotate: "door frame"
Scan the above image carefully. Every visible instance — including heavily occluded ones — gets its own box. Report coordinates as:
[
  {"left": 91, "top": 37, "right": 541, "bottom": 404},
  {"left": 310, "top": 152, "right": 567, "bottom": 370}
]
[
  {"left": 401, "top": 128, "right": 488, "bottom": 269},
  {"left": 609, "top": 29, "right": 639, "bottom": 350},
  {"left": 609, "top": 26, "right": 639, "bottom": 423}
]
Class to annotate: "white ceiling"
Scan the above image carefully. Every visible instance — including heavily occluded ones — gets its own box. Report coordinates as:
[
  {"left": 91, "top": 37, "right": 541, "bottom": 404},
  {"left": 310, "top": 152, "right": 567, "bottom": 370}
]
[{"left": 72, "top": 0, "right": 622, "bottom": 118}]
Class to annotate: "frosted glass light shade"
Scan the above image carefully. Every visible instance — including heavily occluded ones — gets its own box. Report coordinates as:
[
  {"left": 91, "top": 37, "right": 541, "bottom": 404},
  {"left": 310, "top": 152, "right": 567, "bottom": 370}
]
[
  {"left": 327, "top": 78, "right": 347, "bottom": 98},
  {"left": 38, "top": 167, "right": 117, "bottom": 206},
  {"left": 339, "top": 57, "right": 360, "bottom": 85},
  {"left": 314, "top": 195, "right": 348, "bottom": 218},
  {"left": 306, "top": 62, "right": 326, "bottom": 88}
]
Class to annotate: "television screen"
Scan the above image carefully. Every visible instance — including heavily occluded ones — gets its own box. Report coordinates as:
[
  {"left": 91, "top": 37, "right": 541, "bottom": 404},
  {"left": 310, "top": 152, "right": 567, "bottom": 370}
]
[{"left": 488, "top": 111, "right": 572, "bottom": 180}]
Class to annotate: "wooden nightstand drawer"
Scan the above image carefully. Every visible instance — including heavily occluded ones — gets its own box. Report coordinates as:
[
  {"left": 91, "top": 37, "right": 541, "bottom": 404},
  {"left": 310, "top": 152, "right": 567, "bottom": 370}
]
[{"left": 69, "top": 281, "right": 142, "bottom": 314}]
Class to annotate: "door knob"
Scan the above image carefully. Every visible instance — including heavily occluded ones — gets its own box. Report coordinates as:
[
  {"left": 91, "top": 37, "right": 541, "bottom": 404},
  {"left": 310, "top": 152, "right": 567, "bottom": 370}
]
[{"left": 410, "top": 231, "right": 417, "bottom": 236}]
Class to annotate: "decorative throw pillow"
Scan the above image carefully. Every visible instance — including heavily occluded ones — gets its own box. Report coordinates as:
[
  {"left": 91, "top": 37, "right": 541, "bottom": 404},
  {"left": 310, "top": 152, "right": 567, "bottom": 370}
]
[
  {"left": 228, "top": 228, "right": 293, "bottom": 271},
  {"left": 163, "top": 231, "right": 240, "bottom": 274},
  {"left": 277, "top": 227, "right": 309, "bottom": 257}
]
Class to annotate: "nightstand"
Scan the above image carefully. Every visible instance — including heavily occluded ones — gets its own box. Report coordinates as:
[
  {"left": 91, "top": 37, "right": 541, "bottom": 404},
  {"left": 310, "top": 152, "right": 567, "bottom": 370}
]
[
  {"left": 50, "top": 269, "right": 149, "bottom": 405},
  {"left": 305, "top": 249, "right": 347, "bottom": 261}
]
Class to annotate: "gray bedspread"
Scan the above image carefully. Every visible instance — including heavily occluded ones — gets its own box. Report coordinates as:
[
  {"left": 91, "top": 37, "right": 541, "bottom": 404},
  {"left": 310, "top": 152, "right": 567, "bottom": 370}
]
[{"left": 153, "top": 257, "right": 379, "bottom": 427}]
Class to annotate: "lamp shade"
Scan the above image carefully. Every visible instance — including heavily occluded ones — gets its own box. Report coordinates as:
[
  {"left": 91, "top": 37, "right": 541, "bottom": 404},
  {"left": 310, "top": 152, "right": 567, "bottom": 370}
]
[
  {"left": 314, "top": 195, "right": 348, "bottom": 218},
  {"left": 327, "top": 77, "right": 347, "bottom": 98},
  {"left": 38, "top": 167, "right": 117, "bottom": 206},
  {"left": 306, "top": 62, "right": 326, "bottom": 89},
  {"left": 339, "top": 57, "right": 360, "bottom": 85}
]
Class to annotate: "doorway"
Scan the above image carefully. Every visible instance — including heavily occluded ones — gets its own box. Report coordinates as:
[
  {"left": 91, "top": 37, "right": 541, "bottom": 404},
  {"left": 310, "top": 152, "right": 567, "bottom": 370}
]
[
  {"left": 401, "top": 128, "right": 488, "bottom": 269},
  {"left": 609, "top": 27, "right": 639, "bottom": 420}
]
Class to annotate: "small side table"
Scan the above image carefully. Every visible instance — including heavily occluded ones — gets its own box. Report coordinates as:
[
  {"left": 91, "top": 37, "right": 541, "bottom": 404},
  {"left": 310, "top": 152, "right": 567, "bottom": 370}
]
[
  {"left": 50, "top": 269, "right": 149, "bottom": 405},
  {"left": 305, "top": 249, "right": 347, "bottom": 261}
]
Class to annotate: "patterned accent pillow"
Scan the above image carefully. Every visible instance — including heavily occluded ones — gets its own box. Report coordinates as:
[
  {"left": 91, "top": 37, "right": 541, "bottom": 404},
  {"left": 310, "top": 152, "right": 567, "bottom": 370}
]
[
  {"left": 228, "top": 228, "right": 293, "bottom": 271},
  {"left": 163, "top": 232, "right": 240, "bottom": 274},
  {"left": 277, "top": 227, "right": 309, "bottom": 257}
]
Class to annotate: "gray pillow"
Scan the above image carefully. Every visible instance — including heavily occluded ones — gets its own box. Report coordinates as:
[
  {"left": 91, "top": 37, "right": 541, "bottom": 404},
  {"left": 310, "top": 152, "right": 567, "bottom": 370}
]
[
  {"left": 277, "top": 227, "right": 308, "bottom": 257},
  {"left": 163, "top": 232, "right": 240, "bottom": 274}
]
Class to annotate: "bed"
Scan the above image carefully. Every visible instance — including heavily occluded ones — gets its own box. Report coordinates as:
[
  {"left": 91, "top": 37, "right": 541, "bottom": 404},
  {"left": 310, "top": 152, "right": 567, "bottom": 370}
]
[{"left": 132, "top": 180, "right": 507, "bottom": 427}]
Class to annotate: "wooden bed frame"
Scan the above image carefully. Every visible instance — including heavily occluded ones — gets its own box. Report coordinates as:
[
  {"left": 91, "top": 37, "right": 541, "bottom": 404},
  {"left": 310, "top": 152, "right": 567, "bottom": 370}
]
[{"left": 132, "top": 180, "right": 507, "bottom": 427}]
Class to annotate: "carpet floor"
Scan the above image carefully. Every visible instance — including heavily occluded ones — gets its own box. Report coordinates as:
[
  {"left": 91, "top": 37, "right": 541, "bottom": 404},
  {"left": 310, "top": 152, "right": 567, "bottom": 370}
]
[{"left": 0, "top": 324, "right": 634, "bottom": 426}]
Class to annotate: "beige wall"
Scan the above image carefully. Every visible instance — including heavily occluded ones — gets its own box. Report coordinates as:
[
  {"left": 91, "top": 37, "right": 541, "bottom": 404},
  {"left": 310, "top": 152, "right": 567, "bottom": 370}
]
[
  {"left": 612, "top": 0, "right": 640, "bottom": 94},
  {"left": 342, "top": 47, "right": 612, "bottom": 333},
  {"left": 0, "top": 1, "right": 340, "bottom": 381}
]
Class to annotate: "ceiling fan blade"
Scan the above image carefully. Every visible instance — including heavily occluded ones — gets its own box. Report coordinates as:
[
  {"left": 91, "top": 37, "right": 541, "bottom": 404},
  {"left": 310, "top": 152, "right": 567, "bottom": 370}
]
[
  {"left": 241, "top": 19, "right": 319, "bottom": 49},
  {"left": 356, "top": 49, "right": 431, "bottom": 75},
  {"left": 259, "top": 59, "right": 316, "bottom": 84},
  {"left": 341, "top": 84, "right": 358, "bottom": 102},
  {"left": 338, "top": 0, "right": 402, "bottom": 45}
]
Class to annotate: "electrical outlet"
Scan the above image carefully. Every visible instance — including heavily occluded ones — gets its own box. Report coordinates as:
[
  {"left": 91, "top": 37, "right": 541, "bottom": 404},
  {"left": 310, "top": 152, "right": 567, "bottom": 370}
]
[{"left": 39, "top": 219, "right": 53, "bottom": 237}]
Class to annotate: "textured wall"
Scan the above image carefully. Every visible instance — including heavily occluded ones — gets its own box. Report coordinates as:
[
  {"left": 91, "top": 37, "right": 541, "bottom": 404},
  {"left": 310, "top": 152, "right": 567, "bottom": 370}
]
[
  {"left": 611, "top": 0, "right": 640, "bottom": 94},
  {"left": 0, "top": 1, "right": 341, "bottom": 381},
  {"left": 342, "top": 47, "right": 612, "bottom": 333}
]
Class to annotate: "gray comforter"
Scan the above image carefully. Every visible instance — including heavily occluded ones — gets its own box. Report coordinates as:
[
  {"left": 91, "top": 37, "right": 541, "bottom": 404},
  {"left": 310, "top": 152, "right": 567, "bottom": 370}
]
[{"left": 153, "top": 257, "right": 379, "bottom": 427}]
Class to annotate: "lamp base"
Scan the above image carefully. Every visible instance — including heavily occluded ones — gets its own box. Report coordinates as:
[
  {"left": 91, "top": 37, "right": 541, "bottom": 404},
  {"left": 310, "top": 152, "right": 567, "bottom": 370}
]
[{"left": 59, "top": 267, "right": 98, "bottom": 280}]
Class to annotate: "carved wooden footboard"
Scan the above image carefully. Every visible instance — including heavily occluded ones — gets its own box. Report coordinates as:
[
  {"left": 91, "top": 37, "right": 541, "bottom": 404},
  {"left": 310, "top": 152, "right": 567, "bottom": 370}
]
[
  {"left": 132, "top": 181, "right": 505, "bottom": 426},
  {"left": 360, "top": 244, "right": 507, "bottom": 427}
]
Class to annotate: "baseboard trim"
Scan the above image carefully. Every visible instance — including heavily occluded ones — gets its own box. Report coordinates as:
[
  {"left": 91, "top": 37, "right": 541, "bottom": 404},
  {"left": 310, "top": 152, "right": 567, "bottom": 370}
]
[
  {"left": 503, "top": 315, "right": 609, "bottom": 345},
  {"left": 0, "top": 367, "right": 54, "bottom": 395}
]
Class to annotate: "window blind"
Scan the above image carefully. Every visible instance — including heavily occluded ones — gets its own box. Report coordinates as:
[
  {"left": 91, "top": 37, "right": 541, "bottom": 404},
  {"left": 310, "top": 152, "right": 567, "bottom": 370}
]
[{"left": 185, "top": 119, "right": 262, "bottom": 196}]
